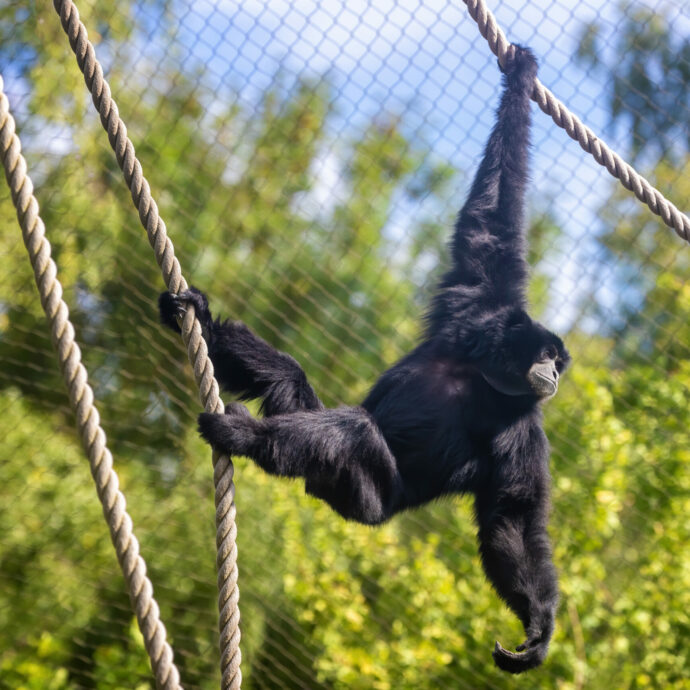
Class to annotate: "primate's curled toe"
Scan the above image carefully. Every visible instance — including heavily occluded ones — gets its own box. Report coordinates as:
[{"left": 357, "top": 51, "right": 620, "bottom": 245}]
[
  {"left": 197, "top": 412, "right": 223, "bottom": 446},
  {"left": 158, "top": 287, "right": 210, "bottom": 333},
  {"left": 178, "top": 287, "right": 209, "bottom": 315},
  {"left": 502, "top": 45, "right": 538, "bottom": 86},
  {"left": 198, "top": 404, "right": 257, "bottom": 454}
]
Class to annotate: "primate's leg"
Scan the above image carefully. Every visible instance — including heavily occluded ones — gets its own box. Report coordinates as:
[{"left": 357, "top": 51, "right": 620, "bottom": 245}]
[
  {"left": 159, "top": 288, "right": 323, "bottom": 416},
  {"left": 198, "top": 404, "right": 403, "bottom": 525},
  {"left": 474, "top": 476, "right": 558, "bottom": 673}
]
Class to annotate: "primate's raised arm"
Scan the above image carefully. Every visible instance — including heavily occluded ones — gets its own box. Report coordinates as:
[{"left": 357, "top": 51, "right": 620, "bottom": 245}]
[
  {"left": 432, "top": 47, "right": 538, "bottom": 325},
  {"left": 458, "top": 48, "right": 536, "bottom": 236}
]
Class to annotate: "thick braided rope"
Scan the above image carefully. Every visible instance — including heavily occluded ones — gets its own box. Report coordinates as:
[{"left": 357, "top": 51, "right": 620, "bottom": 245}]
[
  {"left": 462, "top": 0, "right": 690, "bottom": 243},
  {"left": 51, "top": 1, "right": 241, "bottom": 687},
  {"left": 0, "top": 75, "right": 182, "bottom": 690}
]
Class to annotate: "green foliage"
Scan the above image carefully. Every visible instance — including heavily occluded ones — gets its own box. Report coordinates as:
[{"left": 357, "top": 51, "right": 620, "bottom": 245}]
[{"left": 0, "top": 389, "right": 153, "bottom": 688}]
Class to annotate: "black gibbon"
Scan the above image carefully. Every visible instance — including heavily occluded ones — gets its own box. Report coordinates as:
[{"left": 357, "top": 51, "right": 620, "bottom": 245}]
[{"left": 160, "top": 46, "right": 569, "bottom": 673}]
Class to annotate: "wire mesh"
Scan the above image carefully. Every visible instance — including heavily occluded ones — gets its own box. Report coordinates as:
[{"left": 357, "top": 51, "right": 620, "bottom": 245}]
[{"left": 1, "top": 1, "right": 689, "bottom": 688}]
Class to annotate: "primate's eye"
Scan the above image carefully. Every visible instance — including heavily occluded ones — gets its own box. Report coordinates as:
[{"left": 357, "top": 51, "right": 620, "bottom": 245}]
[{"left": 543, "top": 345, "right": 558, "bottom": 360}]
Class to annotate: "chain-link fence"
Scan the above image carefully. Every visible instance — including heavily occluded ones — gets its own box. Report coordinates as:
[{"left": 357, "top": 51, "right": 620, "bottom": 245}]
[{"left": 1, "top": 0, "right": 689, "bottom": 688}]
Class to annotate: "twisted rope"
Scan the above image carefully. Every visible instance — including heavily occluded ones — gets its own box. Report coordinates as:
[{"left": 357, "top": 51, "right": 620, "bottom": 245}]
[
  {"left": 0, "top": 75, "right": 181, "bottom": 690},
  {"left": 462, "top": 0, "right": 690, "bottom": 243},
  {"left": 51, "top": 1, "right": 241, "bottom": 686}
]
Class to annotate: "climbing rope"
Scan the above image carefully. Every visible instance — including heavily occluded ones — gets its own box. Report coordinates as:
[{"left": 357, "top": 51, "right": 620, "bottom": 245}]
[
  {"left": 0, "top": 75, "right": 182, "bottom": 690},
  {"left": 49, "top": 1, "right": 242, "bottom": 687},
  {"left": 462, "top": 0, "right": 690, "bottom": 243}
]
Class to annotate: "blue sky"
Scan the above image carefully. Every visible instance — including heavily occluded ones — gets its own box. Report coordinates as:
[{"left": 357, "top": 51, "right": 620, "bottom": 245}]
[
  {"left": 164, "top": 0, "right": 688, "bottom": 329},
  {"left": 13, "top": 0, "right": 681, "bottom": 330}
]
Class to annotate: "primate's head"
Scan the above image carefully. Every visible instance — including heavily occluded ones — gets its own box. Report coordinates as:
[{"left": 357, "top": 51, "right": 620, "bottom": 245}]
[{"left": 479, "top": 309, "right": 570, "bottom": 399}]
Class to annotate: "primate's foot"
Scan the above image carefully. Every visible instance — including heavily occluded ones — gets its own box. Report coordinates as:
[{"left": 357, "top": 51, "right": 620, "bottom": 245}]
[
  {"left": 158, "top": 287, "right": 210, "bottom": 333},
  {"left": 198, "top": 402, "right": 257, "bottom": 454}
]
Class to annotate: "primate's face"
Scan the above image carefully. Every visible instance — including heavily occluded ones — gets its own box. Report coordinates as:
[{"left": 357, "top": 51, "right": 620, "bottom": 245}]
[
  {"left": 481, "top": 312, "right": 570, "bottom": 399},
  {"left": 526, "top": 344, "right": 568, "bottom": 399}
]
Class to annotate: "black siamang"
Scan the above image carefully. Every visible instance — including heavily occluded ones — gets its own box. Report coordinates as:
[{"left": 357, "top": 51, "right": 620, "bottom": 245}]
[{"left": 159, "top": 46, "right": 570, "bottom": 674}]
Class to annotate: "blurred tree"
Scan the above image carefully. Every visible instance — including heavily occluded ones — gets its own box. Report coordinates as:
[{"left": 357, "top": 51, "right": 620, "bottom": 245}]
[
  {"left": 577, "top": 2, "right": 690, "bottom": 370},
  {"left": 577, "top": 3, "right": 690, "bottom": 163}
]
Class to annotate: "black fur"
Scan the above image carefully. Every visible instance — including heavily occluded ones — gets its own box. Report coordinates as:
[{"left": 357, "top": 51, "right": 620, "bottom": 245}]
[{"left": 159, "top": 47, "right": 570, "bottom": 674}]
